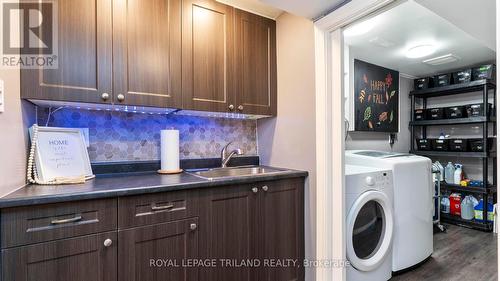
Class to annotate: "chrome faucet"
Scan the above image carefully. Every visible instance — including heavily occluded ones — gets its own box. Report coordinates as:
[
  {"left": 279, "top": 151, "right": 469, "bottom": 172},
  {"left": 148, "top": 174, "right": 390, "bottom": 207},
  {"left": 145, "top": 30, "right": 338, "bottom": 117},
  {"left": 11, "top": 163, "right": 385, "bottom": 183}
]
[{"left": 221, "top": 142, "right": 243, "bottom": 168}]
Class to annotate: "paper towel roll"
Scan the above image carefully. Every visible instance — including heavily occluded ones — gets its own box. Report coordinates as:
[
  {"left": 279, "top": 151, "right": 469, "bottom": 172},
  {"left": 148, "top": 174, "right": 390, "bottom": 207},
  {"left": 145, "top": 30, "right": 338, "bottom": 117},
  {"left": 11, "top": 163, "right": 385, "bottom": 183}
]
[{"left": 160, "top": 129, "right": 180, "bottom": 171}]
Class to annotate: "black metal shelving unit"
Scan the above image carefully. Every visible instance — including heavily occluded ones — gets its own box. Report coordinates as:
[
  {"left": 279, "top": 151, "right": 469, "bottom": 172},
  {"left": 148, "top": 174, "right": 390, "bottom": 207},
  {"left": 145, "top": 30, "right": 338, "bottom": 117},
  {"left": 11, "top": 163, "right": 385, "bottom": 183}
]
[{"left": 409, "top": 79, "right": 497, "bottom": 231}]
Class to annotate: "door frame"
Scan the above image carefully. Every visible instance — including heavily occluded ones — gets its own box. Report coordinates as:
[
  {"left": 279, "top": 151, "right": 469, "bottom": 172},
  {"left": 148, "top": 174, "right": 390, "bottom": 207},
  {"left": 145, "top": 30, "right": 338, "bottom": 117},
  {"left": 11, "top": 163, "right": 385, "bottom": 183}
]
[
  {"left": 313, "top": 1, "right": 398, "bottom": 280},
  {"left": 496, "top": 0, "right": 499, "bottom": 276},
  {"left": 317, "top": 1, "right": 500, "bottom": 280}
]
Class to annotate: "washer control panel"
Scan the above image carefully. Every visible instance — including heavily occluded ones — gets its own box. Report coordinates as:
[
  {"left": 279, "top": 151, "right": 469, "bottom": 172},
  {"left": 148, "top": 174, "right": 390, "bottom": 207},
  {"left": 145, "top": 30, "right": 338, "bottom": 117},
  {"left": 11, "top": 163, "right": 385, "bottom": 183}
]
[{"left": 367, "top": 171, "right": 392, "bottom": 189}]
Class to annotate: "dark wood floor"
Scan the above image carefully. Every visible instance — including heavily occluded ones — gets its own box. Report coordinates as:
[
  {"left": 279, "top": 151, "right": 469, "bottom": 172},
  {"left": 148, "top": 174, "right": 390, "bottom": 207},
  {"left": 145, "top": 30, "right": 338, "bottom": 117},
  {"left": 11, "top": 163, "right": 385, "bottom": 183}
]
[{"left": 391, "top": 224, "right": 497, "bottom": 281}]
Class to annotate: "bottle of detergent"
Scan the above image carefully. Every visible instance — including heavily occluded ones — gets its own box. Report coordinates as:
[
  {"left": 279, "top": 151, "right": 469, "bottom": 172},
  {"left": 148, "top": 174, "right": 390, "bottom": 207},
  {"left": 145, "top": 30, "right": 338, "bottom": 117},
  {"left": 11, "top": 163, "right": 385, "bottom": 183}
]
[
  {"left": 454, "top": 164, "right": 463, "bottom": 184},
  {"left": 461, "top": 195, "right": 475, "bottom": 220},
  {"left": 445, "top": 162, "right": 455, "bottom": 184},
  {"left": 474, "top": 199, "right": 494, "bottom": 222},
  {"left": 440, "top": 192, "right": 450, "bottom": 214}
]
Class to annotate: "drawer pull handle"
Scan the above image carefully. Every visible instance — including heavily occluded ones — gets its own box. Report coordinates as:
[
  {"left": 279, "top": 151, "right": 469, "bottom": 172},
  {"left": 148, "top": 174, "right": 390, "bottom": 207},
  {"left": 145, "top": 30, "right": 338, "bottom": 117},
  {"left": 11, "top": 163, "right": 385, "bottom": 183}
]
[
  {"left": 151, "top": 204, "right": 175, "bottom": 211},
  {"left": 190, "top": 223, "right": 197, "bottom": 231},
  {"left": 50, "top": 215, "right": 83, "bottom": 225},
  {"left": 262, "top": 185, "right": 269, "bottom": 192}
]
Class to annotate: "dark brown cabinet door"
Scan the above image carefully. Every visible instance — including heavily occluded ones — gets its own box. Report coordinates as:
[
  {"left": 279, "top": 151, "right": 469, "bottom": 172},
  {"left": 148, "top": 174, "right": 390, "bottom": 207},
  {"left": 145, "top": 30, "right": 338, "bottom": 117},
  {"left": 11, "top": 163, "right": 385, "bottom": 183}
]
[
  {"left": 2, "top": 232, "right": 117, "bottom": 281},
  {"left": 113, "top": 0, "right": 182, "bottom": 108},
  {"left": 21, "top": 0, "right": 113, "bottom": 104},
  {"left": 234, "top": 9, "right": 277, "bottom": 116},
  {"left": 118, "top": 218, "right": 199, "bottom": 281},
  {"left": 260, "top": 179, "right": 305, "bottom": 281},
  {"left": 199, "top": 184, "right": 260, "bottom": 281},
  {"left": 182, "top": 0, "right": 235, "bottom": 113}
]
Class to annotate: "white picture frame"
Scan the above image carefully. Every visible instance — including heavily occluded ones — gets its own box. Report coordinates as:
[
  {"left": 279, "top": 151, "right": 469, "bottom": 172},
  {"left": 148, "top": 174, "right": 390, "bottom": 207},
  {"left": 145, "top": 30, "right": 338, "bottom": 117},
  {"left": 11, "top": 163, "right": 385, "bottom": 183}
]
[{"left": 29, "top": 126, "right": 93, "bottom": 182}]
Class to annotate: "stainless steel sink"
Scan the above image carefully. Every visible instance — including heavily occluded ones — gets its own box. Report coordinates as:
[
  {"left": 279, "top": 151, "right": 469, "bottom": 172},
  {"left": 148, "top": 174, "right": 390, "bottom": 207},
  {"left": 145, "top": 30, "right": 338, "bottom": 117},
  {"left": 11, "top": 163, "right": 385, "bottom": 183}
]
[{"left": 187, "top": 166, "right": 285, "bottom": 180}]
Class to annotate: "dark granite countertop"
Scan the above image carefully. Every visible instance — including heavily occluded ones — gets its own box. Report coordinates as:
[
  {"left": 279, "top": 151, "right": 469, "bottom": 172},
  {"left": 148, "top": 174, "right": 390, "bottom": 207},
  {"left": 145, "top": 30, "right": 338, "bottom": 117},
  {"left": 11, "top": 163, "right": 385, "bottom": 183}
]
[{"left": 0, "top": 167, "right": 307, "bottom": 208}]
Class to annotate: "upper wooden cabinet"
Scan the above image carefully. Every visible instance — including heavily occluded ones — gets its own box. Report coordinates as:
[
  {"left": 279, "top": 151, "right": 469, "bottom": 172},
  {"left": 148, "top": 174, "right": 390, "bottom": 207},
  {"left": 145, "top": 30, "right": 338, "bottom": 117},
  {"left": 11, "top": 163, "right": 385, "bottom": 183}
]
[
  {"left": 234, "top": 9, "right": 277, "bottom": 116},
  {"left": 21, "top": 0, "right": 113, "bottom": 104},
  {"left": 181, "top": 0, "right": 235, "bottom": 113},
  {"left": 113, "top": 0, "right": 182, "bottom": 108},
  {"left": 21, "top": 0, "right": 277, "bottom": 116}
]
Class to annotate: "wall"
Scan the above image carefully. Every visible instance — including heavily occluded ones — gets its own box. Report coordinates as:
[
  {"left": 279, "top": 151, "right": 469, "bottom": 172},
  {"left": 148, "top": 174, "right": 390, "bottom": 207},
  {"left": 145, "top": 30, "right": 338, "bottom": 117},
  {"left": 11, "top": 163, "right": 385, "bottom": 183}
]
[
  {"left": 345, "top": 76, "right": 413, "bottom": 153},
  {"left": 257, "top": 12, "right": 317, "bottom": 281},
  {"left": 39, "top": 108, "right": 257, "bottom": 162},
  {"left": 0, "top": 68, "right": 35, "bottom": 196}
]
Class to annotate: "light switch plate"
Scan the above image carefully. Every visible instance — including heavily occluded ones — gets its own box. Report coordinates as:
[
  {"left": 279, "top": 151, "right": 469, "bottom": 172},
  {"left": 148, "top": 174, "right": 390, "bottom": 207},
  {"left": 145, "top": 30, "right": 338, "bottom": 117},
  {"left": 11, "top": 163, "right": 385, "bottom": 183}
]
[{"left": 0, "top": 79, "right": 4, "bottom": 113}]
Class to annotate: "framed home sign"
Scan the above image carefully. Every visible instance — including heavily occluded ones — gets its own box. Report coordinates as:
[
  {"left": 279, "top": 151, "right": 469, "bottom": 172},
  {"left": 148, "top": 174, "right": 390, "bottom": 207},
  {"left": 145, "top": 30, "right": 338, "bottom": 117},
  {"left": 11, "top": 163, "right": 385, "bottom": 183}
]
[
  {"left": 29, "top": 126, "right": 93, "bottom": 183},
  {"left": 354, "top": 59, "right": 399, "bottom": 132}
]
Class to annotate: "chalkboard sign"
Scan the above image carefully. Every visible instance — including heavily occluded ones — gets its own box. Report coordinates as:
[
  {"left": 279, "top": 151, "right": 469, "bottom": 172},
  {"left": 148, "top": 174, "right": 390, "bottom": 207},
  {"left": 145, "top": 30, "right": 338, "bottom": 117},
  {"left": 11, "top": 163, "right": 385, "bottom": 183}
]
[{"left": 354, "top": 59, "right": 399, "bottom": 132}]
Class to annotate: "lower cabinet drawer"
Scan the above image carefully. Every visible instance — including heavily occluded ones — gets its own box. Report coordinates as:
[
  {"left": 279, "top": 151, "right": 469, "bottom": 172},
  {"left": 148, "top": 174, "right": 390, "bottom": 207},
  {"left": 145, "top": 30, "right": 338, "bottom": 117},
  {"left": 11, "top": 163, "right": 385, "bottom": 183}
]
[
  {"left": 1, "top": 198, "right": 117, "bottom": 248},
  {"left": 118, "top": 190, "right": 199, "bottom": 229},
  {"left": 2, "top": 232, "right": 117, "bottom": 281}
]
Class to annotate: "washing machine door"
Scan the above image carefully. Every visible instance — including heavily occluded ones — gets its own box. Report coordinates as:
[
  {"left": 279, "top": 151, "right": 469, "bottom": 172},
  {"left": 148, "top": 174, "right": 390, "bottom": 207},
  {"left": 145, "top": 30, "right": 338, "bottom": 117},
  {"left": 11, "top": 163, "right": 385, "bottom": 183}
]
[{"left": 346, "top": 190, "right": 394, "bottom": 272}]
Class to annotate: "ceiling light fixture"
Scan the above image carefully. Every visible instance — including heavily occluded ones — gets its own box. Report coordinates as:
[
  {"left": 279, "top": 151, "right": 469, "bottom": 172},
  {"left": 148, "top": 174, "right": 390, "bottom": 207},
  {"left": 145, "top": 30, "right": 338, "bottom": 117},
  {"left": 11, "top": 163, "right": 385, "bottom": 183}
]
[
  {"left": 422, "top": 54, "right": 460, "bottom": 65},
  {"left": 343, "top": 17, "right": 379, "bottom": 37},
  {"left": 405, "top": 44, "right": 436, "bottom": 58}
]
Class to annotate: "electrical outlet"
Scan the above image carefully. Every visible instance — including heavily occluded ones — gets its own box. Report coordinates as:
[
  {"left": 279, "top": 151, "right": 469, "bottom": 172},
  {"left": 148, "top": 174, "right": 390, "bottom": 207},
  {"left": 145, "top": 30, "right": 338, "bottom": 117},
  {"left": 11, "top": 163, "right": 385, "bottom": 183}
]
[{"left": 0, "top": 79, "right": 4, "bottom": 113}]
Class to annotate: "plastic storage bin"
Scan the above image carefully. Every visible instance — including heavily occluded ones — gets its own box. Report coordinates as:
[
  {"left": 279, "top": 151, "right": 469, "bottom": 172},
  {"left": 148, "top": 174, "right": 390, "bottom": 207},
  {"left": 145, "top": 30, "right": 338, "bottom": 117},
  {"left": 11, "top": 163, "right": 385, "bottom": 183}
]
[
  {"left": 414, "top": 109, "right": 426, "bottom": 120},
  {"left": 452, "top": 69, "right": 472, "bottom": 84},
  {"left": 472, "top": 64, "right": 496, "bottom": 81},
  {"left": 434, "top": 73, "right": 452, "bottom": 87},
  {"left": 427, "top": 108, "right": 444, "bottom": 120},
  {"left": 466, "top": 103, "right": 492, "bottom": 118},
  {"left": 416, "top": 139, "right": 431, "bottom": 150},
  {"left": 432, "top": 139, "right": 449, "bottom": 151},
  {"left": 414, "top": 77, "right": 433, "bottom": 90},
  {"left": 445, "top": 106, "right": 466, "bottom": 119},
  {"left": 449, "top": 139, "right": 468, "bottom": 152}
]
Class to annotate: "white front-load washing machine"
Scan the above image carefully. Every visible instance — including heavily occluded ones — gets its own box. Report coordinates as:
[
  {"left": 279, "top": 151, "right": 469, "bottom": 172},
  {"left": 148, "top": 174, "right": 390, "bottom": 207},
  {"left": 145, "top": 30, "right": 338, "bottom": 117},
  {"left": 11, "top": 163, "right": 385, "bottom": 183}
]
[
  {"left": 346, "top": 165, "right": 394, "bottom": 281},
  {"left": 345, "top": 150, "right": 433, "bottom": 272}
]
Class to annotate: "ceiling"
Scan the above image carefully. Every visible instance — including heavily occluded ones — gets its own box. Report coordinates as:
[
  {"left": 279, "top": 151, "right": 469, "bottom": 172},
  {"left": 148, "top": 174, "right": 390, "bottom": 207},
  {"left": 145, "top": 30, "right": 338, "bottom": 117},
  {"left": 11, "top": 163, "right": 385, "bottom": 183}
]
[
  {"left": 416, "top": 0, "right": 496, "bottom": 51},
  {"left": 345, "top": 1, "right": 496, "bottom": 77},
  {"left": 260, "top": 0, "right": 347, "bottom": 20},
  {"left": 216, "top": 0, "right": 283, "bottom": 19}
]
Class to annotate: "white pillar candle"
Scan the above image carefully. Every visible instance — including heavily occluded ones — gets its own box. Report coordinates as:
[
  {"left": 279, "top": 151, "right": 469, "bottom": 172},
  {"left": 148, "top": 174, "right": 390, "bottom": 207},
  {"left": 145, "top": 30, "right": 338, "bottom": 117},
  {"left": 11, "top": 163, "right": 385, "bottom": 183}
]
[{"left": 160, "top": 129, "right": 180, "bottom": 171}]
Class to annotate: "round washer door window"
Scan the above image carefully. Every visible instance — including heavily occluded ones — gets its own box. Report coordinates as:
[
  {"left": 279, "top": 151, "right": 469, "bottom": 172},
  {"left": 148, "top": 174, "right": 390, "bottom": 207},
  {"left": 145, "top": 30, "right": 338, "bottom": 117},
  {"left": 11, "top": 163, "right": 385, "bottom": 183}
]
[{"left": 346, "top": 190, "right": 393, "bottom": 272}]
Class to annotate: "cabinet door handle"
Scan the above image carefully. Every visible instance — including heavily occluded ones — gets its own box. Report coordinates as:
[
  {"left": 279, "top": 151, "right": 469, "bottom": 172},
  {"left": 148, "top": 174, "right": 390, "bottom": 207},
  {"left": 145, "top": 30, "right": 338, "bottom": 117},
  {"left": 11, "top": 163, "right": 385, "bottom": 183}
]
[
  {"left": 190, "top": 223, "right": 197, "bottom": 231},
  {"left": 103, "top": 238, "right": 113, "bottom": 247},
  {"left": 101, "top": 93, "right": 109, "bottom": 101},
  {"left": 238, "top": 105, "right": 244, "bottom": 111},
  {"left": 262, "top": 185, "right": 269, "bottom": 192},
  {"left": 252, "top": 187, "right": 258, "bottom": 193},
  {"left": 50, "top": 215, "right": 83, "bottom": 225},
  {"left": 151, "top": 204, "right": 175, "bottom": 211},
  {"left": 228, "top": 104, "right": 235, "bottom": 111},
  {"left": 117, "top": 94, "right": 125, "bottom": 102}
]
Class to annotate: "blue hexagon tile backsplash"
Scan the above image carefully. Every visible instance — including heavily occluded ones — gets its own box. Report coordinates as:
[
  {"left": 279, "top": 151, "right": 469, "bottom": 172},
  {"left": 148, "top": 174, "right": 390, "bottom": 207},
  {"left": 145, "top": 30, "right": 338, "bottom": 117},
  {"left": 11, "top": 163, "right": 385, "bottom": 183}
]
[{"left": 37, "top": 108, "right": 258, "bottom": 163}]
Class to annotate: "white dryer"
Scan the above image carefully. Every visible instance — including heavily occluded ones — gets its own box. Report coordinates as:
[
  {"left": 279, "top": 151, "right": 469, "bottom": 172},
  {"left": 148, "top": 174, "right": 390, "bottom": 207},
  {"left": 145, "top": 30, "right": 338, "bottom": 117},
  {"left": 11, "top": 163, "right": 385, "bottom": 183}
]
[
  {"left": 346, "top": 165, "right": 394, "bottom": 281},
  {"left": 345, "top": 150, "right": 433, "bottom": 272}
]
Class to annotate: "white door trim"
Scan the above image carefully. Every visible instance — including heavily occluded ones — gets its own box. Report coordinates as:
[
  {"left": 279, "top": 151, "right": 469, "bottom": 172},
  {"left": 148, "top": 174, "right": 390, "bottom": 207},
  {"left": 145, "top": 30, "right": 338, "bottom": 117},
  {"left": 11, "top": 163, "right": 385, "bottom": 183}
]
[
  {"left": 314, "top": 1, "right": 397, "bottom": 280},
  {"left": 496, "top": 0, "right": 499, "bottom": 276}
]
